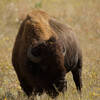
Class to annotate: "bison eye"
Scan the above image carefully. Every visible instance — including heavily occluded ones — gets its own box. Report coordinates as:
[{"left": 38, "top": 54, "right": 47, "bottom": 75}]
[
  {"left": 62, "top": 46, "right": 65, "bottom": 53},
  {"left": 47, "top": 37, "right": 56, "bottom": 43}
]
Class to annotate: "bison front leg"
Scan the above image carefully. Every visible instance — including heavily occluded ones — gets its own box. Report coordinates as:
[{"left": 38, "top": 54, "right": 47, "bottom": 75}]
[{"left": 20, "top": 79, "right": 33, "bottom": 97}]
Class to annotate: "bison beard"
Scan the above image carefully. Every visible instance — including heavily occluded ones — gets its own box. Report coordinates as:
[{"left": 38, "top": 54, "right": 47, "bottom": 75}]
[{"left": 26, "top": 40, "right": 67, "bottom": 98}]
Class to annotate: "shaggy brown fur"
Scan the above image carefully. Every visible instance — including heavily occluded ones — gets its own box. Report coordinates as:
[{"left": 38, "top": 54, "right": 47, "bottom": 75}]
[{"left": 12, "top": 10, "right": 82, "bottom": 98}]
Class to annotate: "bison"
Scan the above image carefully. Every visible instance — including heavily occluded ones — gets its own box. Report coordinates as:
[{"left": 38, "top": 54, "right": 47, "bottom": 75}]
[{"left": 12, "top": 10, "right": 82, "bottom": 99}]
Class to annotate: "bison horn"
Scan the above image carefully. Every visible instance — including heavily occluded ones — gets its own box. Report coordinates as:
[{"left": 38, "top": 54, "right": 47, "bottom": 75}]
[{"left": 27, "top": 45, "right": 41, "bottom": 63}]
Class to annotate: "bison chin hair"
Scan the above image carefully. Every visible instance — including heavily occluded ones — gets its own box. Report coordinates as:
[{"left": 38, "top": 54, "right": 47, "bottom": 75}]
[{"left": 26, "top": 38, "right": 67, "bottom": 98}]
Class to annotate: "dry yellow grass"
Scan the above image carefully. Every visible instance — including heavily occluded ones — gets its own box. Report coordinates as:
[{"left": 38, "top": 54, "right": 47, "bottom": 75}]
[{"left": 0, "top": 0, "right": 100, "bottom": 100}]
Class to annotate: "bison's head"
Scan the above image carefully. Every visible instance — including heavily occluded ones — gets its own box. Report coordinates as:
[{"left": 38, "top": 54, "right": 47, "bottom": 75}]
[{"left": 27, "top": 36, "right": 66, "bottom": 73}]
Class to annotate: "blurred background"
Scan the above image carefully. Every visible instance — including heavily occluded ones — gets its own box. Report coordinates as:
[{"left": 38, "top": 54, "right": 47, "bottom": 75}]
[{"left": 0, "top": 0, "right": 100, "bottom": 100}]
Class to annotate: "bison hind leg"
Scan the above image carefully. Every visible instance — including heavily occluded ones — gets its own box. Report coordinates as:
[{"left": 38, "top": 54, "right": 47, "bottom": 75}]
[{"left": 71, "top": 58, "right": 82, "bottom": 93}]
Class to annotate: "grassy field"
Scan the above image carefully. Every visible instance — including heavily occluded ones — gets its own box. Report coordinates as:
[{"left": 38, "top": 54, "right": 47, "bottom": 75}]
[{"left": 0, "top": 0, "right": 100, "bottom": 100}]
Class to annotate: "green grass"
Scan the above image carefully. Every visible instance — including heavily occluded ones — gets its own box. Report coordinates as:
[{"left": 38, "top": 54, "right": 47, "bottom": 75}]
[{"left": 0, "top": 0, "right": 100, "bottom": 100}]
